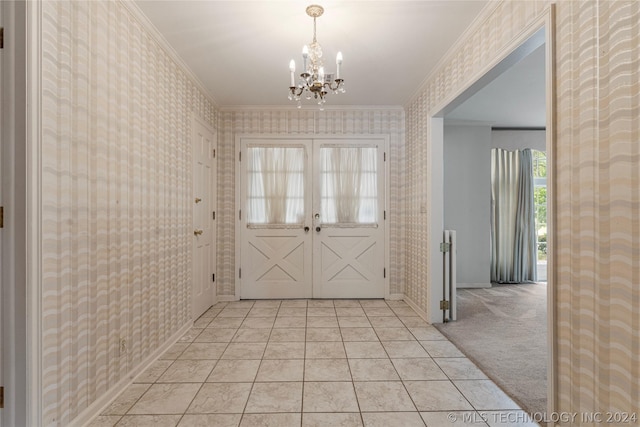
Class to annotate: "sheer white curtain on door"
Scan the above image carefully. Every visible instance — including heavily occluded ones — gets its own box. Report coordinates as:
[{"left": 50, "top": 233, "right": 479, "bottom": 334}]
[
  {"left": 490, "top": 148, "right": 537, "bottom": 283},
  {"left": 320, "top": 146, "right": 378, "bottom": 225},
  {"left": 246, "top": 146, "right": 305, "bottom": 225}
]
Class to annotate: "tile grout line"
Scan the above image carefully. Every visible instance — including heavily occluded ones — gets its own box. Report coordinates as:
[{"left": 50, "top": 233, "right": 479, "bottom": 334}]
[
  {"left": 237, "top": 299, "right": 263, "bottom": 426},
  {"left": 98, "top": 298, "right": 528, "bottom": 426},
  {"left": 182, "top": 300, "right": 241, "bottom": 425}
]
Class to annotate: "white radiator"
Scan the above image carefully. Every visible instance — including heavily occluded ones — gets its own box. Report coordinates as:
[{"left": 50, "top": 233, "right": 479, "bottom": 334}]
[{"left": 442, "top": 230, "right": 457, "bottom": 321}]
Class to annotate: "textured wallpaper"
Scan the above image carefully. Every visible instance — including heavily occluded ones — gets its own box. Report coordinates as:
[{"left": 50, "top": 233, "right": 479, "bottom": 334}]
[
  {"left": 217, "top": 109, "right": 406, "bottom": 298},
  {"left": 405, "top": 0, "right": 639, "bottom": 420},
  {"left": 34, "top": 0, "right": 640, "bottom": 424},
  {"left": 554, "top": 0, "right": 640, "bottom": 416},
  {"left": 39, "top": 1, "right": 216, "bottom": 424}
]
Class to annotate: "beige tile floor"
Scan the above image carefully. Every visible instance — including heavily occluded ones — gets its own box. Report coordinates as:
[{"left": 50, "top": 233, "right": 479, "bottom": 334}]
[{"left": 89, "top": 300, "right": 538, "bottom": 427}]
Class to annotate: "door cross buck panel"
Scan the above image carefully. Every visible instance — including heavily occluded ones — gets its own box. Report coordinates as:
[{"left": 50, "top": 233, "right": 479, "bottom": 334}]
[
  {"left": 318, "top": 234, "right": 378, "bottom": 283},
  {"left": 247, "top": 233, "right": 306, "bottom": 283}
]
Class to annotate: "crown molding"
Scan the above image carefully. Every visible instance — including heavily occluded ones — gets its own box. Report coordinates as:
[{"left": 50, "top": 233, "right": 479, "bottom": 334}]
[{"left": 404, "top": 0, "right": 503, "bottom": 108}]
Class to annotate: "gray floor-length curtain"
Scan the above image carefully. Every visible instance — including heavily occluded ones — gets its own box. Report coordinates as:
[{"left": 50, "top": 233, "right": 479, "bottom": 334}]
[{"left": 490, "top": 148, "right": 537, "bottom": 283}]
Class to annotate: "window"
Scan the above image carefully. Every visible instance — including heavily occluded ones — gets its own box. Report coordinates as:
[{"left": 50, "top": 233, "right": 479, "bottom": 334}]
[
  {"left": 319, "top": 146, "right": 378, "bottom": 225},
  {"left": 246, "top": 146, "right": 305, "bottom": 225},
  {"left": 532, "top": 150, "right": 547, "bottom": 264}
]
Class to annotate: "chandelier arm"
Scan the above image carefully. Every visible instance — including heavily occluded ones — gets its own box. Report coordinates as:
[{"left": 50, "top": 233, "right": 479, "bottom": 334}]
[
  {"left": 289, "top": 86, "right": 306, "bottom": 97},
  {"left": 324, "top": 79, "right": 344, "bottom": 91}
]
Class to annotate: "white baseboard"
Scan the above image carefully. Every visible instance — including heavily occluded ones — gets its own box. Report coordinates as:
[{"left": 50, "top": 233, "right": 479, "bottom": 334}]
[
  {"left": 71, "top": 322, "right": 192, "bottom": 427},
  {"left": 402, "top": 296, "right": 429, "bottom": 323},
  {"left": 386, "top": 293, "right": 404, "bottom": 301},
  {"left": 457, "top": 282, "right": 491, "bottom": 289},
  {"left": 217, "top": 294, "right": 239, "bottom": 302}
]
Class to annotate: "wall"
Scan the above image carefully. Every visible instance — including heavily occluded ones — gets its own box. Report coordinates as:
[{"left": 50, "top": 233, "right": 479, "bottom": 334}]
[
  {"left": 38, "top": 1, "right": 216, "bottom": 424},
  {"left": 443, "top": 125, "right": 492, "bottom": 287},
  {"left": 492, "top": 129, "right": 546, "bottom": 150},
  {"left": 217, "top": 108, "right": 405, "bottom": 299},
  {"left": 406, "top": 0, "right": 640, "bottom": 419}
]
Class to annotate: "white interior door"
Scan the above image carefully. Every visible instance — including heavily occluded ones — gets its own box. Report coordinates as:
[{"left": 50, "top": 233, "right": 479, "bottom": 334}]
[
  {"left": 192, "top": 117, "right": 216, "bottom": 318},
  {"left": 239, "top": 138, "right": 385, "bottom": 299},
  {"left": 0, "top": 4, "right": 6, "bottom": 422}
]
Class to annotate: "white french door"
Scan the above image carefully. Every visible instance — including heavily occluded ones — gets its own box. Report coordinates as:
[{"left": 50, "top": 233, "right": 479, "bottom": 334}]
[
  {"left": 312, "top": 141, "right": 385, "bottom": 298},
  {"left": 239, "top": 138, "right": 386, "bottom": 299}
]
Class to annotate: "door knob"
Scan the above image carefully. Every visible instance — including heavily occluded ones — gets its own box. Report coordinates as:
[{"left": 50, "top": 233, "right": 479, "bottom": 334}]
[
  {"left": 194, "top": 229, "right": 203, "bottom": 236},
  {"left": 195, "top": 197, "right": 202, "bottom": 203},
  {"left": 315, "top": 226, "right": 321, "bottom": 232},
  {"left": 304, "top": 226, "right": 310, "bottom": 233}
]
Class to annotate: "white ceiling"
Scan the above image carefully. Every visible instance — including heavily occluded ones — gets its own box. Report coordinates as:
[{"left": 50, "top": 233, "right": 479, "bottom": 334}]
[
  {"left": 445, "top": 43, "right": 546, "bottom": 127},
  {"left": 134, "top": 0, "right": 488, "bottom": 107}
]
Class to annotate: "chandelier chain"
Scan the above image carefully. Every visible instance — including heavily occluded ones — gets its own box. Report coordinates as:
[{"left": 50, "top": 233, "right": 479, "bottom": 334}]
[{"left": 313, "top": 16, "right": 317, "bottom": 43}]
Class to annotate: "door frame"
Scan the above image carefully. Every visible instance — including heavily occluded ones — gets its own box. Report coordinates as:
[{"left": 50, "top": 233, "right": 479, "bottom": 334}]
[
  {"left": 2, "top": 0, "right": 34, "bottom": 425},
  {"left": 234, "top": 134, "right": 390, "bottom": 300},
  {"left": 426, "top": 5, "right": 556, "bottom": 416},
  {"left": 191, "top": 114, "right": 217, "bottom": 317}
]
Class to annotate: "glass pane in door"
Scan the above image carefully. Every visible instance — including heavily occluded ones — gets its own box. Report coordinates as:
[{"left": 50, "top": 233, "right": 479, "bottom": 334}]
[
  {"left": 246, "top": 145, "right": 306, "bottom": 225},
  {"left": 318, "top": 146, "right": 378, "bottom": 225}
]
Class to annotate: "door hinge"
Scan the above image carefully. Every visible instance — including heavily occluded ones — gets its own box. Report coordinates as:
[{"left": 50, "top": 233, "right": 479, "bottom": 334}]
[
  {"left": 440, "top": 242, "right": 451, "bottom": 253},
  {"left": 239, "top": 210, "right": 242, "bottom": 220},
  {"left": 212, "top": 274, "right": 215, "bottom": 282},
  {"left": 0, "top": 27, "right": 4, "bottom": 49},
  {"left": 239, "top": 151, "right": 242, "bottom": 161},
  {"left": 384, "top": 210, "right": 386, "bottom": 220},
  {"left": 383, "top": 268, "right": 386, "bottom": 278},
  {"left": 212, "top": 211, "right": 216, "bottom": 220},
  {"left": 0, "top": 206, "right": 3, "bottom": 228},
  {"left": 0, "top": 386, "right": 4, "bottom": 408},
  {"left": 213, "top": 149, "right": 216, "bottom": 158},
  {"left": 384, "top": 152, "right": 386, "bottom": 162},
  {"left": 239, "top": 268, "right": 242, "bottom": 279},
  {"left": 440, "top": 300, "right": 450, "bottom": 310}
]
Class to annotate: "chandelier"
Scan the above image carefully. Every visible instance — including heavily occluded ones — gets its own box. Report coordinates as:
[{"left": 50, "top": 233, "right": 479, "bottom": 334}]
[{"left": 288, "top": 4, "right": 345, "bottom": 109}]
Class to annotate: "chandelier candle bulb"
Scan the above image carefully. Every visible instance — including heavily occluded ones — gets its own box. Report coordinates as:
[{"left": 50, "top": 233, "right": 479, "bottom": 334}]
[
  {"left": 289, "top": 60, "right": 296, "bottom": 86},
  {"left": 336, "top": 51, "right": 343, "bottom": 79},
  {"left": 319, "top": 66, "right": 325, "bottom": 83},
  {"left": 302, "top": 45, "right": 309, "bottom": 72}
]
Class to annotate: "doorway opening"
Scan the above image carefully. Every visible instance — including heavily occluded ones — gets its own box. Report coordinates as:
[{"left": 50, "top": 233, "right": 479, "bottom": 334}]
[{"left": 426, "top": 9, "right": 555, "bottom": 417}]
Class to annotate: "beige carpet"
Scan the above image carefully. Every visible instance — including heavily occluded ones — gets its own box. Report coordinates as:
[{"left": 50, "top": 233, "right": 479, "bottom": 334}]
[{"left": 435, "top": 283, "right": 547, "bottom": 416}]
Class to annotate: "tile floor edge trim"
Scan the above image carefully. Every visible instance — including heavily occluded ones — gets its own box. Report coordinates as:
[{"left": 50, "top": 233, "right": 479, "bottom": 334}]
[
  {"left": 403, "top": 296, "right": 429, "bottom": 323},
  {"left": 217, "top": 295, "right": 239, "bottom": 302},
  {"left": 71, "top": 321, "right": 193, "bottom": 427}
]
